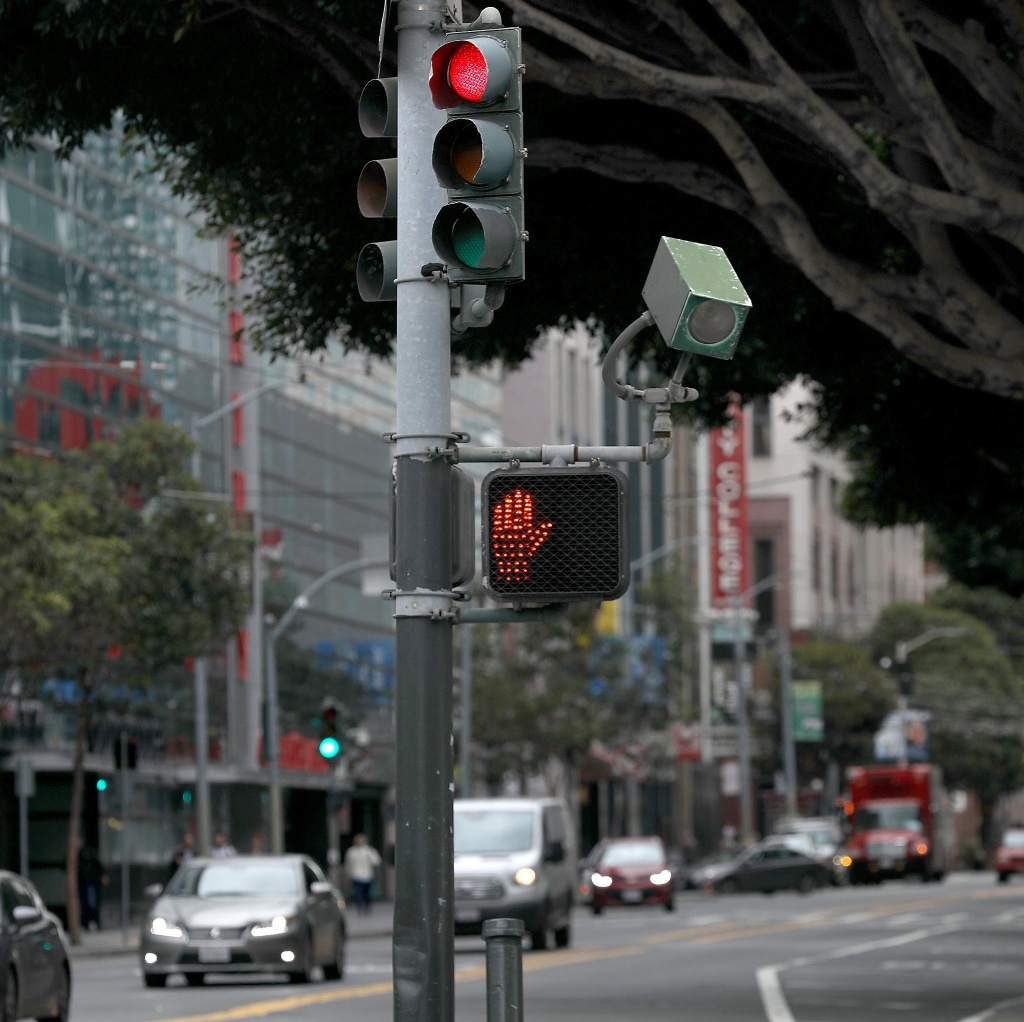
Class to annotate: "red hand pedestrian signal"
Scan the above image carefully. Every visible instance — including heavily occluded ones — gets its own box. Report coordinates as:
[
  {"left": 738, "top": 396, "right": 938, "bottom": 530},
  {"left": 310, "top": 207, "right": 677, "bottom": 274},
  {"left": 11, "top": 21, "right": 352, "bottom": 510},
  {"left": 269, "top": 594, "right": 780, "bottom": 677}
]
[{"left": 491, "top": 489, "right": 552, "bottom": 582}]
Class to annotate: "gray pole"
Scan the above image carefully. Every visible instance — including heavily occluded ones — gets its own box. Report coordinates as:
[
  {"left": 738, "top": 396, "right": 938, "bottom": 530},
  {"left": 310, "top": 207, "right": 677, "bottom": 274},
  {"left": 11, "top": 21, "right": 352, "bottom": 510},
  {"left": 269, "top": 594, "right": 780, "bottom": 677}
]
[
  {"left": 264, "top": 634, "right": 284, "bottom": 854},
  {"left": 394, "top": 2, "right": 455, "bottom": 1020},
  {"left": 119, "top": 728, "right": 130, "bottom": 941},
  {"left": 194, "top": 657, "right": 211, "bottom": 856},
  {"left": 461, "top": 626, "right": 472, "bottom": 798},
  {"left": 18, "top": 791, "right": 28, "bottom": 878},
  {"left": 733, "top": 595, "right": 753, "bottom": 844},
  {"left": 778, "top": 628, "right": 798, "bottom": 817}
]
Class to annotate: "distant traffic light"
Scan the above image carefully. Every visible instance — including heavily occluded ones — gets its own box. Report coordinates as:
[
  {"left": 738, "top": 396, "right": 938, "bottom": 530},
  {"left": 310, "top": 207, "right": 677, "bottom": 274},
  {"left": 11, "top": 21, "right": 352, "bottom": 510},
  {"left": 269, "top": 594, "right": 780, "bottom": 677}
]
[
  {"left": 96, "top": 778, "right": 108, "bottom": 793},
  {"left": 319, "top": 700, "right": 342, "bottom": 760},
  {"left": 429, "top": 27, "right": 525, "bottom": 283},
  {"left": 481, "top": 467, "right": 629, "bottom": 602}
]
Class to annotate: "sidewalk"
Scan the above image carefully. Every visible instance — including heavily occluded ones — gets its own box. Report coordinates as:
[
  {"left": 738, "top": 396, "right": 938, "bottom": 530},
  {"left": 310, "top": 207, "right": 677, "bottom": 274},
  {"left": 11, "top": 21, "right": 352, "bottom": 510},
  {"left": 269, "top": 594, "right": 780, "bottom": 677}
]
[{"left": 69, "top": 901, "right": 395, "bottom": 959}]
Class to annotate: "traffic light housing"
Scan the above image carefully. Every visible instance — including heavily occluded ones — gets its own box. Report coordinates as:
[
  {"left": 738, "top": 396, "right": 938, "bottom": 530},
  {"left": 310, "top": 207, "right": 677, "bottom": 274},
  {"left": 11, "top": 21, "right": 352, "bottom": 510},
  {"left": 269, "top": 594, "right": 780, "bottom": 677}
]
[
  {"left": 319, "top": 700, "right": 342, "bottom": 760},
  {"left": 481, "top": 467, "right": 629, "bottom": 603},
  {"left": 113, "top": 736, "right": 138, "bottom": 771},
  {"left": 429, "top": 27, "right": 525, "bottom": 283}
]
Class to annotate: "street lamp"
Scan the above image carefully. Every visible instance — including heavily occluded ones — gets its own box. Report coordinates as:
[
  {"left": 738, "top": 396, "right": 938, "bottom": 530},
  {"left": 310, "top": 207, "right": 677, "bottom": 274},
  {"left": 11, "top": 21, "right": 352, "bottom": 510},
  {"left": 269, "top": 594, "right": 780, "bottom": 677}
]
[
  {"left": 188, "top": 377, "right": 291, "bottom": 855},
  {"left": 893, "top": 627, "right": 965, "bottom": 768},
  {"left": 263, "top": 557, "right": 387, "bottom": 854}
]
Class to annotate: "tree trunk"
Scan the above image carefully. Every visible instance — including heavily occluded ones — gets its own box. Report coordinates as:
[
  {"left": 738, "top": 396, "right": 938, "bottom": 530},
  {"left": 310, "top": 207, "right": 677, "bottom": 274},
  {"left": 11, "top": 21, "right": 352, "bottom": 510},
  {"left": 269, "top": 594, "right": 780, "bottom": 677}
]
[{"left": 65, "top": 665, "right": 92, "bottom": 945}]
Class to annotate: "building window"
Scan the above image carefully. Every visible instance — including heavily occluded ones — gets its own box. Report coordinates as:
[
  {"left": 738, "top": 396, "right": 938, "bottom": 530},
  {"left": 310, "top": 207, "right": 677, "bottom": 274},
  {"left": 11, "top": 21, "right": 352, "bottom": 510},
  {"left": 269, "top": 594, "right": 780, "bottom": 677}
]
[
  {"left": 751, "top": 396, "right": 771, "bottom": 457},
  {"left": 754, "top": 538, "right": 775, "bottom": 631},
  {"left": 847, "top": 548, "right": 856, "bottom": 607},
  {"left": 830, "top": 476, "right": 841, "bottom": 513},
  {"left": 831, "top": 540, "right": 839, "bottom": 600},
  {"left": 809, "top": 466, "right": 820, "bottom": 506}
]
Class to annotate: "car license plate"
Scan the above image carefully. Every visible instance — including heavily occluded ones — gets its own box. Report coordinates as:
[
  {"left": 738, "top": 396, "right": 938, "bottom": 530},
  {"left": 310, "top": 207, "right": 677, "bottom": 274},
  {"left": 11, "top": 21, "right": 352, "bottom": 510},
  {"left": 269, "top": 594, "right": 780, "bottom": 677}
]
[
  {"left": 879, "top": 857, "right": 893, "bottom": 869},
  {"left": 198, "top": 947, "right": 231, "bottom": 964},
  {"left": 455, "top": 909, "right": 481, "bottom": 923},
  {"left": 621, "top": 889, "right": 642, "bottom": 903}
]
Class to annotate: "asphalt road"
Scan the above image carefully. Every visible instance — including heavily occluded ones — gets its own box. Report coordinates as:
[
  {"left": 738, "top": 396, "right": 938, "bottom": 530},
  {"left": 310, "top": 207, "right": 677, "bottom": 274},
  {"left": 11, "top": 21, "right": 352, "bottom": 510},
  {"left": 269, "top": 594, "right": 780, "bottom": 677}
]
[{"left": 69, "top": 873, "right": 1024, "bottom": 1022}]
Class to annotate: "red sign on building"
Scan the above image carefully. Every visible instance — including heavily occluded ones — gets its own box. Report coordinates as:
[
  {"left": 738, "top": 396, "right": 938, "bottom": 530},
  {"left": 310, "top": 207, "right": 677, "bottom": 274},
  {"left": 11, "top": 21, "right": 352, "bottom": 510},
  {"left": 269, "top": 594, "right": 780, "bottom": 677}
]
[{"left": 709, "top": 404, "right": 749, "bottom": 607}]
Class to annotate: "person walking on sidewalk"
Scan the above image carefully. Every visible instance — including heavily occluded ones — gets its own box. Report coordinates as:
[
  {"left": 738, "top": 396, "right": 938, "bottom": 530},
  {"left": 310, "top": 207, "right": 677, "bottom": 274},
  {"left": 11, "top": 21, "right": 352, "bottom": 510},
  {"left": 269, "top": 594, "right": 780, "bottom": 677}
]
[{"left": 344, "top": 833, "right": 381, "bottom": 915}]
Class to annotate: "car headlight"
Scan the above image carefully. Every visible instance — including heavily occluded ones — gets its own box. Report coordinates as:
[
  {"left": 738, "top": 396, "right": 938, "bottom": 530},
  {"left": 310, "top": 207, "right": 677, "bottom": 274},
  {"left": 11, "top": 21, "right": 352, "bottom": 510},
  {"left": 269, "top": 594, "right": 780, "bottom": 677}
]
[
  {"left": 650, "top": 870, "right": 672, "bottom": 886},
  {"left": 591, "top": 873, "right": 613, "bottom": 888},
  {"left": 149, "top": 917, "right": 184, "bottom": 939},
  {"left": 513, "top": 867, "right": 537, "bottom": 887},
  {"left": 250, "top": 915, "right": 294, "bottom": 937}
]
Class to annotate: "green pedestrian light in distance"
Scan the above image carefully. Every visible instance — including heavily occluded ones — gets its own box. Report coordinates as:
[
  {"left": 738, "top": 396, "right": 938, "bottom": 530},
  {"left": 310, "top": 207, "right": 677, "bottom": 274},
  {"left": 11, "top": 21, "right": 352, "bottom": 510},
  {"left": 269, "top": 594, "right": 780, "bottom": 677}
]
[
  {"left": 96, "top": 778, "right": 108, "bottom": 792},
  {"left": 319, "top": 736, "right": 341, "bottom": 760}
]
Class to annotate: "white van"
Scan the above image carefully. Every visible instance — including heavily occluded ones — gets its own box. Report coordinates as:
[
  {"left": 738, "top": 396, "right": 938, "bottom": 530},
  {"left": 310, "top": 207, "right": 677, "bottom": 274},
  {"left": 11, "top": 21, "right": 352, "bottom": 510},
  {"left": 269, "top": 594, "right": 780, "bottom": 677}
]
[{"left": 453, "top": 797, "right": 576, "bottom": 950}]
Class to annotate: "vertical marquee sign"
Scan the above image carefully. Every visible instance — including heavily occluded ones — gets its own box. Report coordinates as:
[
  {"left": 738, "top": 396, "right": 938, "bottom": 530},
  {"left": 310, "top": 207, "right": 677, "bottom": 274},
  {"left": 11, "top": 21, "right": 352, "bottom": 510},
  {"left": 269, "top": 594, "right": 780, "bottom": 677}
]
[{"left": 709, "top": 402, "right": 749, "bottom": 608}]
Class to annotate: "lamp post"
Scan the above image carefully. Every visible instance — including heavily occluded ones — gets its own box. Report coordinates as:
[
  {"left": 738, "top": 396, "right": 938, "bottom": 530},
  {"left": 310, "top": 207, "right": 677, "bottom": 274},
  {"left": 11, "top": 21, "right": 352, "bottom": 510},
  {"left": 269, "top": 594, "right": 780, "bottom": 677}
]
[
  {"left": 263, "top": 557, "right": 387, "bottom": 854},
  {"left": 188, "top": 378, "right": 290, "bottom": 855},
  {"left": 893, "top": 627, "right": 965, "bottom": 768}
]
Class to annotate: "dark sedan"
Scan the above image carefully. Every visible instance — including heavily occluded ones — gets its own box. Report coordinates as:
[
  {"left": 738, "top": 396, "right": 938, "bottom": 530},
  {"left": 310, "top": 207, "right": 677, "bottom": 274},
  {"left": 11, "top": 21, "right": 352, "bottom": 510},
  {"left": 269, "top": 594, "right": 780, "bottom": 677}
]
[
  {"left": 140, "top": 855, "right": 346, "bottom": 987},
  {"left": 702, "top": 842, "right": 829, "bottom": 895},
  {"left": 0, "top": 870, "right": 71, "bottom": 1022}
]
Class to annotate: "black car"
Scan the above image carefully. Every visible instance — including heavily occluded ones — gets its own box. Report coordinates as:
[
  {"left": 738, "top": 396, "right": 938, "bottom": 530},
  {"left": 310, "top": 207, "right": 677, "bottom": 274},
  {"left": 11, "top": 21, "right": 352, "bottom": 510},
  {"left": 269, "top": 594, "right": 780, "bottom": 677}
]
[
  {"left": 702, "top": 842, "right": 829, "bottom": 895},
  {"left": 0, "top": 871, "right": 71, "bottom": 1022}
]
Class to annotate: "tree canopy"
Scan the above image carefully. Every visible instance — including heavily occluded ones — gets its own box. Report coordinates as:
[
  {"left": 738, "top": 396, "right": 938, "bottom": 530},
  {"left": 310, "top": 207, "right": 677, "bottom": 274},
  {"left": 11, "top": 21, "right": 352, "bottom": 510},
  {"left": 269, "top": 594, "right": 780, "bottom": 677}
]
[{"left": 2, "top": 1, "right": 1023, "bottom": 589}]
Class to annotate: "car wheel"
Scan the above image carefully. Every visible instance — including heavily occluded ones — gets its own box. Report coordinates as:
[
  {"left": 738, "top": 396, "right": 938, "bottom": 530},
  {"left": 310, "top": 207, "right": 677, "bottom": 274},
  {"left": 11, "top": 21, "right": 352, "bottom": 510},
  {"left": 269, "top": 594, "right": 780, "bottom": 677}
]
[
  {"left": 142, "top": 973, "right": 167, "bottom": 989},
  {"left": 36, "top": 963, "right": 70, "bottom": 1022},
  {"left": 718, "top": 878, "right": 738, "bottom": 894},
  {"left": 553, "top": 920, "right": 572, "bottom": 948},
  {"left": 2, "top": 967, "right": 16, "bottom": 1022},
  {"left": 591, "top": 903, "right": 603, "bottom": 916},
  {"left": 323, "top": 927, "right": 346, "bottom": 981},
  {"left": 529, "top": 909, "right": 549, "bottom": 951},
  {"left": 999, "top": 872, "right": 1010, "bottom": 884},
  {"left": 797, "top": 873, "right": 815, "bottom": 895},
  {"left": 185, "top": 973, "right": 205, "bottom": 987},
  {"left": 289, "top": 934, "right": 315, "bottom": 983},
  {"left": 664, "top": 895, "right": 675, "bottom": 912}
]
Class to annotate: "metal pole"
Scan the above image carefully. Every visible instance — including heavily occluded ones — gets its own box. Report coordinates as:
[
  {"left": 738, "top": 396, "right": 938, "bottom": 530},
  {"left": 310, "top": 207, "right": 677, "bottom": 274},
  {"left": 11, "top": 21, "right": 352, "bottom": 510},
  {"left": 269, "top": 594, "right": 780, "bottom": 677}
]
[
  {"left": 483, "top": 919, "right": 524, "bottom": 1022},
  {"left": 461, "top": 626, "right": 472, "bottom": 798},
  {"left": 18, "top": 790, "right": 28, "bottom": 878},
  {"left": 778, "top": 628, "right": 798, "bottom": 817},
  {"left": 896, "top": 640, "right": 909, "bottom": 769},
  {"left": 194, "top": 657, "right": 211, "bottom": 856},
  {"left": 394, "top": 2, "right": 455, "bottom": 1020},
  {"left": 264, "top": 634, "right": 284, "bottom": 854},
  {"left": 120, "top": 728, "right": 130, "bottom": 942},
  {"left": 733, "top": 596, "right": 753, "bottom": 844}
]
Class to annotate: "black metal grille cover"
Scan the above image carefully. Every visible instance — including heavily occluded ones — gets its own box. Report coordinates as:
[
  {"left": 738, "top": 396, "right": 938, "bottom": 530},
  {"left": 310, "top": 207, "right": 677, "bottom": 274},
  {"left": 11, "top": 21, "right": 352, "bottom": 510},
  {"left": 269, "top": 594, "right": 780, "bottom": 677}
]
[{"left": 482, "top": 466, "right": 629, "bottom": 602}]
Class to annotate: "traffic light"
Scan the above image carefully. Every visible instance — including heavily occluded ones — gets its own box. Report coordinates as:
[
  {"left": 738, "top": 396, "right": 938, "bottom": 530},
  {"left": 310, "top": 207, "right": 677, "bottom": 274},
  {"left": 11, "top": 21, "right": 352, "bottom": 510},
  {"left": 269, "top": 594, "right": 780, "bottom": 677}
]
[
  {"left": 429, "top": 26, "right": 525, "bottom": 283},
  {"left": 642, "top": 237, "right": 752, "bottom": 359},
  {"left": 96, "top": 777, "right": 108, "bottom": 793},
  {"left": 319, "top": 700, "right": 342, "bottom": 760},
  {"left": 356, "top": 76, "right": 399, "bottom": 303},
  {"left": 113, "top": 736, "right": 138, "bottom": 770},
  {"left": 481, "top": 467, "right": 629, "bottom": 603}
]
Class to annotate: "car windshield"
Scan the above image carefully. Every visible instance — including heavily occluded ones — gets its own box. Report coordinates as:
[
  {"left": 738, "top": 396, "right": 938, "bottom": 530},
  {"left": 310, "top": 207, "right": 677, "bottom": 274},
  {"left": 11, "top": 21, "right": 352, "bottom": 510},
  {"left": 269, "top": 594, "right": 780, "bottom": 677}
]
[
  {"left": 856, "top": 804, "right": 922, "bottom": 831},
  {"left": 167, "top": 863, "right": 300, "bottom": 898},
  {"left": 1002, "top": 830, "right": 1024, "bottom": 849},
  {"left": 455, "top": 810, "right": 534, "bottom": 854},
  {"left": 601, "top": 841, "right": 663, "bottom": 868}
]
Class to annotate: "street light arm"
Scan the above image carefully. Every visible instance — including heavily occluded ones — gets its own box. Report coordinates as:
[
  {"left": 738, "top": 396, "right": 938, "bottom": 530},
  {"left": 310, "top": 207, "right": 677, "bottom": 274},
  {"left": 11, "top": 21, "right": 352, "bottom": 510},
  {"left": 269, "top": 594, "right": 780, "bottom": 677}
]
[
  {"left": 896, "top": 627, "right": 967, "bottom": 662},
  {"left": 271, "top": 557, "right": 389, "bottom": 642},
  {"left": 193, "top": 378, "right": 292, "bottom": 434}
]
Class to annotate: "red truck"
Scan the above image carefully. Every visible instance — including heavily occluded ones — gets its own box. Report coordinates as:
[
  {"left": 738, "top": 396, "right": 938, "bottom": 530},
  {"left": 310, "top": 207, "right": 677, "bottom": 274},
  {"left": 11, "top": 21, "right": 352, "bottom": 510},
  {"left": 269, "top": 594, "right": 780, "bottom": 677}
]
[{"left": 844, "top": 765, "right": 952, "bottom": 884}]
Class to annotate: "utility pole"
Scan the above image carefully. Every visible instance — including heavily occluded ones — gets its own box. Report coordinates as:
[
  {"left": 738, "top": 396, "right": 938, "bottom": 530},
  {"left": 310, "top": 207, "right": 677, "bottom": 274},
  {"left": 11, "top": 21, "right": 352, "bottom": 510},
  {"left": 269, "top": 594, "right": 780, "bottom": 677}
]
[
  {"left": 394, "top": 5, "right": 454, "bottom": 1019},
  {"left": 778, "top": 628, "right": 798, "bottom": 817}
]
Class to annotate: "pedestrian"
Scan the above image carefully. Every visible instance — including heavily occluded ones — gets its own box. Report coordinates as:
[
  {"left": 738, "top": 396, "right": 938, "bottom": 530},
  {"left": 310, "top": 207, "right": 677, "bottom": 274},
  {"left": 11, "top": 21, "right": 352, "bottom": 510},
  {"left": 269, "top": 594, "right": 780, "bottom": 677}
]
[
  {"left": 168, "top": 831, "right": 194, "bottom": 881},
  {"left": 344, "top": 833, "right": 381, "bottom": 915},
  {"left": 210, "top": 829, "right": 237, "bottom": 857},
  {"left": 249, "top": 830, "right": 265, "bottom": 855},
  {"left": 77, "top": 840, "right": 106, "bottom": 931}
]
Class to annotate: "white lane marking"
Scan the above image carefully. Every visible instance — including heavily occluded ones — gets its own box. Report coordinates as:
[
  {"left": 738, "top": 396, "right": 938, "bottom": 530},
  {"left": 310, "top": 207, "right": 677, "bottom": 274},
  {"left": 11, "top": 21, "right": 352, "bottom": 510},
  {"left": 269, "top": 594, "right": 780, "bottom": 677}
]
[
  {"left": 756, "top": 925, "right": 957, "bottom": 1022},
  {"left": 954, "top": 994, "right": 1024, "bottom": 1022}
]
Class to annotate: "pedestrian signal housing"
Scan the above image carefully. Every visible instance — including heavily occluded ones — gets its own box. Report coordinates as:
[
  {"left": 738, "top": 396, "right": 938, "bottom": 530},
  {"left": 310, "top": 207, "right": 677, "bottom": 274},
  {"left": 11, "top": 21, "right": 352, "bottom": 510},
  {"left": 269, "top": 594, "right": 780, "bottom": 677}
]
[
  {"left": 319, "top": 700, "right": 342, "bottom": 760},
  {"left": 430, "top": 27, "right": 525, "bottom": 283},
  {"left": 481, "top": 467, "right": 629, "bottom": 602}
]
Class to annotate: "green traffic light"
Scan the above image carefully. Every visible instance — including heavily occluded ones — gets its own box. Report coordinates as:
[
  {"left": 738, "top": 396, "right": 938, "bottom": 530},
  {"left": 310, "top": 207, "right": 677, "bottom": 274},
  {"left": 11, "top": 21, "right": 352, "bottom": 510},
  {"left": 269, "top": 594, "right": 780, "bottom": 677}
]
[
  {"left": 451, "top": 213, "right": 485, "bottom": 268},
  {"left": 319, "top": 736, "right": 341, "bottom": 760},
  {"left": 96, "top": 778, "right": 108, "bottom": 792},
  {"left": 182, "top": 790, "right": 193, "bottom": 804}
]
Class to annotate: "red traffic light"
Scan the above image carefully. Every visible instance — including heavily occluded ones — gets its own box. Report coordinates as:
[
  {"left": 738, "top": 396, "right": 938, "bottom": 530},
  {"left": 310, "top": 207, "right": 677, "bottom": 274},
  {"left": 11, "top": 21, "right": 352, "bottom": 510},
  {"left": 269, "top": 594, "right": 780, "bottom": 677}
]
[
  {"left": 431, "top": 36, "right": 514, "bottom": 109},
  {"left": 482, "top": 467, "right": 630, "bottom": 602}
]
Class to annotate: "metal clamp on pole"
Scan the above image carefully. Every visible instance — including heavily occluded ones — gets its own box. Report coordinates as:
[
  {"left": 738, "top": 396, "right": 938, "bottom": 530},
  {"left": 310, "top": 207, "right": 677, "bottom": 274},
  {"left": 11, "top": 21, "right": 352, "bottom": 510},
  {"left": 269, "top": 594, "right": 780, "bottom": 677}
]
[{"left": 483, "top": 918, "right": 524, "bottom": 1022}]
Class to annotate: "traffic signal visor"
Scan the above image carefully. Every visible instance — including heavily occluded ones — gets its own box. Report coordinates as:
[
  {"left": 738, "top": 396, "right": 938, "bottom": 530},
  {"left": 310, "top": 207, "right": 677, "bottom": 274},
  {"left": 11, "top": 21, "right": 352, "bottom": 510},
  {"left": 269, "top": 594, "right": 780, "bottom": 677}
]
[{"left": 642, "top": 237, "right": 751, "bottom": 359}]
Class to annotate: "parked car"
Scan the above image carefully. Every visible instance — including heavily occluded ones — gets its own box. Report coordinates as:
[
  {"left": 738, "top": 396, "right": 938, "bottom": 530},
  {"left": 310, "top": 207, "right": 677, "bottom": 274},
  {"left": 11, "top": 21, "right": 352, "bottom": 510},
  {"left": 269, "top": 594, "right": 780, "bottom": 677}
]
[
  {"left": 586, "top": 837, "right": 675, "bottom": 914},
  {"left": 701, "top": 841, "right": 829, "bottom": 895},
  {"left": 684, "top": 848, "right": 744, "bottom": 890},
  {"left": 995, "top": 827, "right": 1024, "bottom": 883},
  {"left": 453, "top": 798, "right": 576, "bottom": 951},
  {"left": 140, "top": 855, "right": 346, "bottom": 987},
  {"left": 0, "top": 870, "right": 71, "bottom": 1022}
]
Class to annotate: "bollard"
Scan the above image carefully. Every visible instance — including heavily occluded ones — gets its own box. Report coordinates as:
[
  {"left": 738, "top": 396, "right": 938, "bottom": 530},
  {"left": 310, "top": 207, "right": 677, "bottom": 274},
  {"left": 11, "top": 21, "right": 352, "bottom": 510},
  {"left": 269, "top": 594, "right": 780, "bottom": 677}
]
[{"left": 483, "top": 918, "right": 525, "bottom": 1022}]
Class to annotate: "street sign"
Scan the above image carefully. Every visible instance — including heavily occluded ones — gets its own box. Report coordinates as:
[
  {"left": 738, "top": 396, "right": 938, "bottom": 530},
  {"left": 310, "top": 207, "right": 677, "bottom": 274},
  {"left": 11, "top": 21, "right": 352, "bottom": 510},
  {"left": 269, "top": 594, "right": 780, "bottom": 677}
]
[{"left": 792, "top": 680, "right": 824, "bottom": 742}]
